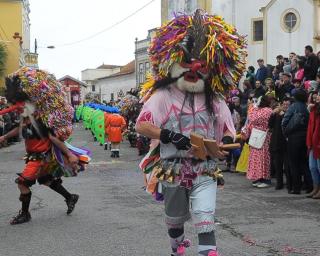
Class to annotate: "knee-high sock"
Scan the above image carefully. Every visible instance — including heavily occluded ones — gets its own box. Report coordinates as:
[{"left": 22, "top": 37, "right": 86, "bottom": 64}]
[
  {"left": 19, "top": 192, "right": 32, "bottom": 213},
  {"left": 49, "top": 180, "right": 71, "bottom": 200},
  {"left": 168, "top": 225, "right": 184, "bottom": 255},
  {"left": 198, "top": 231, "right": 217, "bottom": 255}
]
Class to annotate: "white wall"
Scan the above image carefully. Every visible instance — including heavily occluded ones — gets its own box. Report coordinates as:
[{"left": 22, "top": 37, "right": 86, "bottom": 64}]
[
  {"left": 96, "top": 73, "right": 136, "bottom": 102},
  {"left": 81, "top": 68, "right": 120, "bottom": 82},
  {"left": 266, "top": 0, "right": 314, "bottom": 65},
  {"left": 234, "top": 0, "right": 270, "bottom": 67}
]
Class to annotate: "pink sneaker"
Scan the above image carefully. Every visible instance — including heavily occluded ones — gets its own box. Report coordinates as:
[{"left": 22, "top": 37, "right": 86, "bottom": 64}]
[
  {"left": 176, "top": 239, "right": 191, "bottom": 255},
  {"left": 208, "top": 250, "right": 219, "bottom": 256}
]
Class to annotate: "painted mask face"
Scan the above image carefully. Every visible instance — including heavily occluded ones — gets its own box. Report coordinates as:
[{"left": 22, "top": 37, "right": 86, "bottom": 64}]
[
  {"left": 21, "top": 101, "right": 36, "bottom": 118},
  {"left": 170, "top": 60, "right": 209, "bottom": 93}
]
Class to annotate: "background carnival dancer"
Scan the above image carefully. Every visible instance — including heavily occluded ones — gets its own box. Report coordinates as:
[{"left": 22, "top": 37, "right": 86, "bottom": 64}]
[
  {"left": 0, "top": 67, "right": 81, "bottom": 225},
  {"left": 136, "top": 10, "right": 246, "bottom": 256},
  {"left": 105, "top": 110, "right": 126, "bottom": 158},
  {"left": 104, "top": 109, "right": 112, "bottom": 151}
]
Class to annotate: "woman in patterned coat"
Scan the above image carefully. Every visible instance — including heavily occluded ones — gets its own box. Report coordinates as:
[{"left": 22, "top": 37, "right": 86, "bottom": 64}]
[{"left": 243, "top": 96, "right": 273, "bottom": 188}]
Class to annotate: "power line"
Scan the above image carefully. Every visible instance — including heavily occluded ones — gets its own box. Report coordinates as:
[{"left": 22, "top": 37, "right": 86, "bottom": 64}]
[{"left": 49, "top": 0, "right": 157, "bottom": 48}]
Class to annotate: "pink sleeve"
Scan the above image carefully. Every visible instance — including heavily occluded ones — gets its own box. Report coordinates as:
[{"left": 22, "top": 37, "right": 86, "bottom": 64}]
[
  {"left": 213, "top": 99, "right": 236, "bottom": 143},
  {"left": 296, "top": 69, "right": 304, "bottom": 81},
  {"left": 136, "top": 90, "right": 170, "bottom": 127}
]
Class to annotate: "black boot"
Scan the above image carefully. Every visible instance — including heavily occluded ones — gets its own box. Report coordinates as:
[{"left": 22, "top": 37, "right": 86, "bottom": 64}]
[
  {"left": 111, "top": 152, "right": 115, "bottom": 158},
  {"left": 116, "top": 151, "right": 120, "bottom": 158},
  {"left": 104, "top": 144, "right": 108, "bottom": 150},
  {"left": 65, "top": 194, "right": 79, "bottom": 215},
  {"left": 10, "top": 192, "right": 32, "bottom": 225},
  {"left": 10, "top": 211, "right": 31, "bottom": 225}
]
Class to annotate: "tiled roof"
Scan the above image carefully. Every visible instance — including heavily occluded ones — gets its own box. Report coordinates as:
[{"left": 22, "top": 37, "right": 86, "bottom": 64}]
[
  {"left": 97, "top": 64, "right": 122, "bottom": 69},
  {"left": 58, "top": 75, "right": 88, "bottom": 87},
  {"left": 98, "top": 60, "right": 135, "bottom": 80}
]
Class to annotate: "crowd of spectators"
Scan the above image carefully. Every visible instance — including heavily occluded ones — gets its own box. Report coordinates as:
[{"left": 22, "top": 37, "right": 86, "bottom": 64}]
[
  {"left": 226, "top": 45, "right": 320, "bottom": 199},
  {"left": 0, "top": 96, "right": 19, "bottom": 148}
]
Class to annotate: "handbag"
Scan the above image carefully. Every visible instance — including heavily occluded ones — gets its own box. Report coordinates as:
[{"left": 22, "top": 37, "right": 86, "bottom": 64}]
[{"left": 248, "top": 128, "right": 267, "bottom": 149}]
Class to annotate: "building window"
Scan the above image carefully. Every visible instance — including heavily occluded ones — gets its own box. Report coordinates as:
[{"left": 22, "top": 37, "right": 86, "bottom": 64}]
[
  {"left": 281, "top": 9, "right": 300, "bottom": 33},
  {"left": 92, "top": 85, "right": 95, "bottom": 92},
  {"left": 139, "top": 63, "right": 144, "bottom": 84},
  {"left": 252, "top": 19, "right": 263, "bottom": 42},
  {"left": 145, "top": 62, "right": 150, "bottom": 73},
  {"left": 284, "top": 13, "right": 297, "bottom": 30}
]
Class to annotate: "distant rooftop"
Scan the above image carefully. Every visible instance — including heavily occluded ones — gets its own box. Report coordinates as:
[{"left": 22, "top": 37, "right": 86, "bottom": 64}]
[
  {"left": 98, "top": 60, "right": 135, "bottom": 80},
  {"left": 97, "top": 64, "right": 122, "bottom": 69}
]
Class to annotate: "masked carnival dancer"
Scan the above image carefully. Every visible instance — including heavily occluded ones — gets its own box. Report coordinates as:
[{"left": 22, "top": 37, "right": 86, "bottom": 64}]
[
  {"left": 0, "top": 67, "right": 89, "bottom": 225},
  {"left": 106, "top": 110, "right": 126, "bottom": 158},
  {"left": 136, "top": 10, "right": 246, "bottom": 256}
]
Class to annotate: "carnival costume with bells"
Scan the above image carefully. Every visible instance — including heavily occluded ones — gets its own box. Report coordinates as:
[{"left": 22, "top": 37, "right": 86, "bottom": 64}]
[
  {"left": 1, "top": 67, "right": 91, "bottom": 225},
  {"left": 137, "top": 10, "right": 246, "bottom": 256}
]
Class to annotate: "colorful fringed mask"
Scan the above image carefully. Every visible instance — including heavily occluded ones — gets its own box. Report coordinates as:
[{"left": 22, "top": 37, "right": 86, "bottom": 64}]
[
  {"left": 5, "top": 67, "right": 74, "bottom": 141},
  {"left": 148, "top": 9, "right": 247, "bottom": 94}
]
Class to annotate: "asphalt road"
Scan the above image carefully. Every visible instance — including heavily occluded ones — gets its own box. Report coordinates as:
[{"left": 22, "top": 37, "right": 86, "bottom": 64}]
[{"left": 0, "top": 124, "right": 319, "bottom": 256}]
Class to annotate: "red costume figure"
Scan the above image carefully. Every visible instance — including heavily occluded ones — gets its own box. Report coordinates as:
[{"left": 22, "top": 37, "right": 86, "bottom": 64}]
[
  {"left": 105, "top": 112, "right": 126, "bottom": 158},
  {"left": 104, "top": 111, "right": 112, "bottom": 150}
]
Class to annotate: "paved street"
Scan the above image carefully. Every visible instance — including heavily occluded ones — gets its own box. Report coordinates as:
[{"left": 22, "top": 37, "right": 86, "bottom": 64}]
[{"left": 0, "top": 124, "right": 320, "bottom": 256}]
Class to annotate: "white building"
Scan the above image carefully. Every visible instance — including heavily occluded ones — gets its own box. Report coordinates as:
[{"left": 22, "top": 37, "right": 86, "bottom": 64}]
[
  {"left": 162, "top": 0, "right": 320, "bottom": 67},
  {"left": 95, "top": 61, "right": 135, "bottom": 102},
  {"left": 81, "top": 64, "right": 121, "bottom": 95},
  {"left": 134, "top": 29, "right": 156, "bottom": 86}
]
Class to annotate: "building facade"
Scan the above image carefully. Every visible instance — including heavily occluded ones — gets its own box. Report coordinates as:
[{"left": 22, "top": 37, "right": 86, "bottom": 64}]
[
  {"left": 134, "top": 29, "right": 156, "bottom": 86},
  {"left": 161, "top": 0, "right": 320, "bottom": 67},
  {"left": 95, "top": 61, "right": 135, "bottom": 102},
  {"left": 0, "top": 0, "right": 38, "bottom": 90},
  {"left": 59, "top": 75, "right": 88, "bottom": 108},
  {"left": 81, "top": 64, "right": 121, "bottom": 96}
]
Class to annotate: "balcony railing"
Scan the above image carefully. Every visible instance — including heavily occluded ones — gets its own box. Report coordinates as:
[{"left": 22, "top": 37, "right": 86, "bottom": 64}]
[{"left": 24, "top": 52, "right": 38, "bottom": 68}]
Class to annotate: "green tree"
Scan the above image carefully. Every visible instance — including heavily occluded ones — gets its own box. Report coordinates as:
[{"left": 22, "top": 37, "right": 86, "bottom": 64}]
[
  {"left": 0, "top": 43, "right": 7, "bottom": 96},
  {"left": 0, "top": 43, "right": 7, "bottom": 76}
]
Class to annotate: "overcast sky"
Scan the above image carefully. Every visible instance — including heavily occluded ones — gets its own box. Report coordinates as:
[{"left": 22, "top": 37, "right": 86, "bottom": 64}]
[{"left": 29, "top": 0, "right": 161, "bottom": 79}]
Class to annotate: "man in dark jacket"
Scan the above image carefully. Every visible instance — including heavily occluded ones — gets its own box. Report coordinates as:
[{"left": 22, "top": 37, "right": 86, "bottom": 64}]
[
  {"left": 253, "top": 80, "right": 266, "bottom": 98},
  {"left": 304, "top": 45, "right": 320, "bottom": 81},
  {"left": 269, "top": 98, "right": 291, "bottom": 190},
  {"left": 256, "top": 59, "right": 268, "bottom": 83},
  {"left": 275, "top": 72, "right": 294, "bottom": 102},
  {"left": 255, "top": 59, "right": 268, "bottom": 84},
  {"left": 282, "top": 89, "right": 312, "bottom": 194}
]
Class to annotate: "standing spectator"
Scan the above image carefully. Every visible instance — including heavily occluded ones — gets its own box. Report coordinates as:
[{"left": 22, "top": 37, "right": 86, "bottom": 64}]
[
  {"left": 304, "top": 45, "right": 320, "bottom": 81},
  {"left": 254, "top": 80, "right": 266, "bottom": 98},
  {"left": 294, "top": 59, "right": 305, "bottom": 82},
  {"left": 317, "top": 51, "right": 320, "bottom": 71},
  {"left": 282, "top": 89, "right": 312, "bottom": 194},
  {"left": 243, "top": 96, "right": 273, "bottom": 188},
  {"left": 272, "top": 66, "right": 281, "bottom": 82},
  {"left": 291, "top": 79, "right": 303, "bottom": 95},
  {"left": 265, "top": 78, "right": 276, "bottom": 98},
  {"left": 306, "top": 91, "right": 320, "bottom": 199},
  {"left": 283, "top": 58, "right": 292, "bottom": 74},
  {"left": 269, "top": 98, "right": 291, "bottom": 190},
  {"left": 246, "top": 66, "right": 256, "bottom": 89},
  {"left": 290, "top": 58, "right": 298, "bottom": 78},
  {"left": 275, "top": 72, "right": 294, "bottom": 102},
  {"left": 256, "top": 59, "right": 268, "bottom": 85},
  {"left": 289, "top": 52, "right": 297, "bottom": 63},
  {"left": 276, "top": 55, "right": 284, "bottom": 73},
  {"left": 239, "top": 80, "right": 252, "bottom": 120}
]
